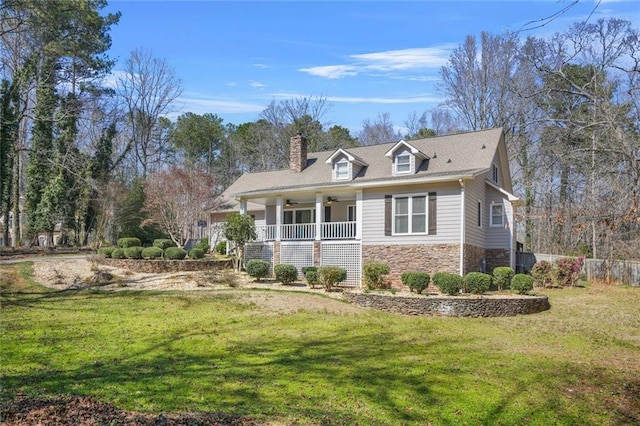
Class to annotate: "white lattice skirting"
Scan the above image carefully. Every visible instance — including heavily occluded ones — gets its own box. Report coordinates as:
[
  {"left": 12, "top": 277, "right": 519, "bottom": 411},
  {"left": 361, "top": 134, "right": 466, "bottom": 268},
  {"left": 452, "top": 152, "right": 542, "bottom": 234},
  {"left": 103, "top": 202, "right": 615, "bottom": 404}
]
[
  {"left": 280, "top": 242, "right": 314, "bottom": 278},
  {"left": 321, "top": 242, "right": 362, "bottom": 287}
]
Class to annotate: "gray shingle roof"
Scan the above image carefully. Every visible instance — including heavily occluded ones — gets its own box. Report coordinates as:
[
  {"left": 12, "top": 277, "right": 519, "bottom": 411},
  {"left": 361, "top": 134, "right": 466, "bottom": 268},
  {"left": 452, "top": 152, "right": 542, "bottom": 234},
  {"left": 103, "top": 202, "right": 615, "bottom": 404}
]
[{"left": 219, "top": 128, "right": 503, "bottom": 206}]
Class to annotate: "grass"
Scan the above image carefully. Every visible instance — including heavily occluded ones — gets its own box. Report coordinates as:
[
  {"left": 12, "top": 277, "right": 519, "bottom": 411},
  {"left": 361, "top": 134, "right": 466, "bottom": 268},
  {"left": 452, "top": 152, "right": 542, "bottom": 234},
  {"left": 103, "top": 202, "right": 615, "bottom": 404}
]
[{"left": 1, "top": 263, "right": 639, "bottom": 425}]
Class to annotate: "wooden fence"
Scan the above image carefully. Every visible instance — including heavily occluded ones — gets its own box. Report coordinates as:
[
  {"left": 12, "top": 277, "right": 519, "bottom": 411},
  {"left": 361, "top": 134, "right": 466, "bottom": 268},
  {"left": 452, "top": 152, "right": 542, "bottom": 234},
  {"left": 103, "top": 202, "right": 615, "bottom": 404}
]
[{"left": 517, "top": 253, "right": 640, "bottom": 287}]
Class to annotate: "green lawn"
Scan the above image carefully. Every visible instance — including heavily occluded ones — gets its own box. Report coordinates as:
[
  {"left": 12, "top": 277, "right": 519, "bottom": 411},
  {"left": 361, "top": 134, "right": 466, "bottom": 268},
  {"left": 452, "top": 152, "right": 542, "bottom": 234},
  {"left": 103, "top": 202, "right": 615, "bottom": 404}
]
[{"left": 1, "top": 262, "right": 639, "bottom": 425}]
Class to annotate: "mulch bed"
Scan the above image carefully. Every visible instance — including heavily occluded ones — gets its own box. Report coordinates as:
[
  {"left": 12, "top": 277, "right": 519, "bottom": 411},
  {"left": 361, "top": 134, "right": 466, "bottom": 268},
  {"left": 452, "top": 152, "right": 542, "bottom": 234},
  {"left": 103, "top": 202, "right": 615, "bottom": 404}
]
[{"left": 1, "top": 396, "right": 261, "bottom": 426}]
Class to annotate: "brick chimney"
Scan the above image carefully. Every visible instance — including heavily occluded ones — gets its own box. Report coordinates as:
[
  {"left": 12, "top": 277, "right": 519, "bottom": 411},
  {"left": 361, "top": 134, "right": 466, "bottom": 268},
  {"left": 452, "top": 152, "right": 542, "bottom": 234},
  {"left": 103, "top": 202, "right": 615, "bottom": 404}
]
[{"left": 290, "top": 133, "right": 307, "bottom": 172}]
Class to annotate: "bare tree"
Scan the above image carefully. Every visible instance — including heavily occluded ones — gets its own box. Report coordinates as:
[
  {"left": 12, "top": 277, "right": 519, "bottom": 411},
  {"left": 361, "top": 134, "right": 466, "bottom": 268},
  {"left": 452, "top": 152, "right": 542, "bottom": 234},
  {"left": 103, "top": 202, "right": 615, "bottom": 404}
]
[
  {"left": 359, "top": 112, "right": 402, "bottom": 145},
  {"left": 118, "top": 48, "right": 182, "bottom": 178}
]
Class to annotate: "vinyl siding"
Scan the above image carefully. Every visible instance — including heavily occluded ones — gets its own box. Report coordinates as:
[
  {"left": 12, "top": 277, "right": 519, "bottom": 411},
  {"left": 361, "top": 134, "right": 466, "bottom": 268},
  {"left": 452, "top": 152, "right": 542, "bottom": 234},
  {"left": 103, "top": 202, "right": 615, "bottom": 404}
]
[
  {"left": 362, "top": 182, "right": 461, "bottom": 245},
  {"left": 486, "top": 186, "right": 511, "bottom": 249},
  {"left": 464, "top": 177, "right": 486, "bottom": 247}
]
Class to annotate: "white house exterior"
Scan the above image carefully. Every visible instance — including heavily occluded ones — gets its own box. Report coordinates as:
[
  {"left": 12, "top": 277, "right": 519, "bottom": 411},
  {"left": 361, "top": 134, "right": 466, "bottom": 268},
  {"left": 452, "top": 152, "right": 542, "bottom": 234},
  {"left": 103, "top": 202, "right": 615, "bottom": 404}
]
[{"left": 210, "top": 128, "right": 520, "bottom": 287}]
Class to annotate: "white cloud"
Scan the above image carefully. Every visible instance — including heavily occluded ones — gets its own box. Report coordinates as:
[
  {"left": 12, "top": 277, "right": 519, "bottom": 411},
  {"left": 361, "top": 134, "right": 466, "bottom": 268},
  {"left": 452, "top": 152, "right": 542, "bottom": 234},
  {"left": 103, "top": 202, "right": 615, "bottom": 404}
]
[
  {"left": 250, "top": 80, "right": 266, "bottom": 88},
  {"left": 226, "top": 81, "right": 238, "bottom": 87},
  {"left": 299, "top": 45, "right": 454, "bottom": 79},
  {"left": 174, "top": 96, "right": 265, "bottom": 115},
  {"left": 253, "top": 63, "right": 270, "bottom": 68},
  {"left": 270, "top": 92, "right": 443, "bottom": 104}
]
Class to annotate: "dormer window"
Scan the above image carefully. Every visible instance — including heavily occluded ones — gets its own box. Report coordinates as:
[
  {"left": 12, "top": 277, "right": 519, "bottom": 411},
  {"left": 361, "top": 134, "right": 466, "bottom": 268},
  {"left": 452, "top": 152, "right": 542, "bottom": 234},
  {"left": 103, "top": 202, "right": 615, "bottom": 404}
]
[
  {"left": 335, "top": 160, "right": 349, "bottom": 180},
  {"left": 396, "top": 154, "right": 411, "bottom": 174}
]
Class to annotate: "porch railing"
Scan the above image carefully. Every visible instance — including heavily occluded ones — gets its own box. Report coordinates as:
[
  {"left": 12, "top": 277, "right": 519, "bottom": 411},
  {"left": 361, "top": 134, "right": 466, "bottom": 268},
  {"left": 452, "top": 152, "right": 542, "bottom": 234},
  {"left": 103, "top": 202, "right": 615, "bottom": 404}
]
[{"left": 254, "top": 222, "right": 357, "bottom": 241}]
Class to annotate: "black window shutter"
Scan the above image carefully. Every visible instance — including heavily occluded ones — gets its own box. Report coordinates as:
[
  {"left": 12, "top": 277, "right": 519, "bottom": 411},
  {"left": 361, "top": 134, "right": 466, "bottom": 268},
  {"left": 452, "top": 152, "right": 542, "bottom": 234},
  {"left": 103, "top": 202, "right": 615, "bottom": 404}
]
[
  {"left": 384, "top": 195, "right": 392, "bottom": 236},
  {"left": 428, "top": 192, "right": 437, "bottom": 235}
]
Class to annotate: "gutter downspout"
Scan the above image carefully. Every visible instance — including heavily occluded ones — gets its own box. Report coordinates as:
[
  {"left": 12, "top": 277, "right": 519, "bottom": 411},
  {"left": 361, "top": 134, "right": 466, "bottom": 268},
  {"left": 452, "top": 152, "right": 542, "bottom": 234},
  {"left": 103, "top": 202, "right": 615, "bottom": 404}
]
[{"left": 459, "top": 179, "right": 465, "bottom": 276}]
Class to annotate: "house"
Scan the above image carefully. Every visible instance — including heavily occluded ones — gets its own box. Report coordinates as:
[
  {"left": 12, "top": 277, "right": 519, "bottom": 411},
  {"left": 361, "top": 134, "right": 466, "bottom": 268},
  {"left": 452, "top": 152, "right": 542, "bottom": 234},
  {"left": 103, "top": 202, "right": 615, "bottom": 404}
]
[{"left": 209, "top": 128, "right": 520, "bottom": 287}]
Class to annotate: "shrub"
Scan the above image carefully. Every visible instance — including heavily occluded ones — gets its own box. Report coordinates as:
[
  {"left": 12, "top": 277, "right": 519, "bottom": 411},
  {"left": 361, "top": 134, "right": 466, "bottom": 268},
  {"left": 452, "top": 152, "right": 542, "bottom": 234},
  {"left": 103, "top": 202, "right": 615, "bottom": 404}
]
[
  {"left": 363, "top": 261, "right": 390, "bottom": 290},
  {"left": 215, "top": 240, "right": 227, "bottom": 255},
  {"left": 111, "top": 248, "right": 125, "bottom": 259},
  {"left": 318, "top": 266, "right": 347, "bottom": 291},
  {"left": 493, "top": 266, "right": 514, "bottom": 291},
  {"left": 432, "top": 272, "right": 463, "bottom": 296},
  {"left": 245, "top": 259, "right": 270, "bottom": 282},
  {"left": 153, "top": 239, "right": 176, "bottom": 250},
  {"left": 302, "top": 266, "right": 318, "bottom": 288},
  {"left": 124, "top": 246, "right": 144, "bottom": 259},
  {"left": 401, "top": 272, "right": 430, "bottom": 294},
  {"left": 194, "top": 238, "right": 209, "bottom": 252},
  {"left": 164, "top": 247, "right": 187, "bottom": 260},
  {"left": 511, "top": 274, "right": 534, "bottom": 294},
  {"left": 464, "top": 272, "right": 492, "bottom": 294},
  {"left": 274, "top": 264, "right": 297, "bottom": 284},
  {"left": 189, "top": 248, "right": 205, "bottom": 259},
  {"left": 97, "top": 247, "right": 115, "bottom": 258},
  {"left": 553, "top": 257, "right": 584, "bottom": 287},
  {"left": 141, "top": 246, "right": 163, "bottom": 259},
  {"left": 531, "top": 260, "right": 553, "bottom": 288},
  {"left": 117, "top": 237, "right": 142, "bottom": 248}
]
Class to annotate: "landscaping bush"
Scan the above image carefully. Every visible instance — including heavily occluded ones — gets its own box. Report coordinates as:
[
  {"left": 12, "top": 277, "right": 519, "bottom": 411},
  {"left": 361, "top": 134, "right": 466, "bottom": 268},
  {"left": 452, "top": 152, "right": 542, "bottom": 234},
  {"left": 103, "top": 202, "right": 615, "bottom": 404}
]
[
  {"left": 464, "top": 272, "right": 492, "bottom": 294},
  {"left": 302, "top": 266, "right": 318, "bottom": 288},
  {"left": 215, "top": 240, "right": 227, "bottom": 255},
  {"left": 117, "top": 237, "right": 142, "bottom": 248},
  {"left": 511, "top": 274, "right": 534, "bottom": 294},
  {"left": 194, "top": 238, "right": 209, "bottom": 252},
  {"left": 164, "top": 247, "right": 187, "bottom": 260},
  {"left": 124, "top": 246, "right": 144, "bottom": 259},
  {"left": 141, "top": 246, "right": 163, "bottom": 259},
  {"left": 553, "top": 257, "right": 584, "bottom": 287},
  {"left": 111, "top": 248, "right": 125, "bottom": 259},
  {"left": 531, "top": 260, "right": 553, "bottom": 288},
  {"left": 189, "top": 248, "right": 205, "bottom": 259},
  {"left": 153, "top": 239, "right": 176, "bottom": 250},
  {"left": 318, "top": 266, "right": 347, "bottom": 291},
  {"left": 363, "top": 261, "right": 390, "bottom": 290},
  {"left": 493, "top": 266, "right": 514, "bottom": 291},
  {"left": 274, "top": 264, "right": 297, "bottom": 285},
  {"left": 245, "top": 259, "right": 270, "bottom": 282},
  {"left": 97, "top": 247, "right": 115, "bottom": 258},
  {"left": 432, "top": 272, "right": 463, "bottom": 296},
  {"left": 401, "top": 272, "right": 430, "bottom": 294}
]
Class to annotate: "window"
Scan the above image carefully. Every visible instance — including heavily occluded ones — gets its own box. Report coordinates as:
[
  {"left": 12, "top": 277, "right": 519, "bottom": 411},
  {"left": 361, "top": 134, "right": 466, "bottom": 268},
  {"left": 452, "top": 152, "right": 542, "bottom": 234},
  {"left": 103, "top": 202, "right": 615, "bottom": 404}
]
[
  {"left": 490, "top": 204, "right": 504, "bottom": 227},
  {"left": 492, "top": 163, "right": 499, "bottom": 183},
  {"left": 347, "top": 205, "right": 356, "bottom": 222},
  {"left": 283, "top": 209, "right": 316, "bottom": 224},
  {"left": 477, "top": 201, "right": 482, "bottom": 228},
  {"left": 396, "top": 154, "right": 411, "bottom": 174},
  {"left": 394, "top": 195, "right": 427, "bottom": 234},
  {"left": 335, "top": 161, "right": 349, "bottom": 180}
]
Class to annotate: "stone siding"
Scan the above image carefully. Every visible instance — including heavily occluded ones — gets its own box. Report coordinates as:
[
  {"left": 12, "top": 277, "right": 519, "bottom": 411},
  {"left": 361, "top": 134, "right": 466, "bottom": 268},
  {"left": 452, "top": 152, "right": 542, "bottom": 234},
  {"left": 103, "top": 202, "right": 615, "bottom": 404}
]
[
  {"left": 486, "top": 249, "right": 510, "bottom": 273},
  {"left": 343, "top": 292, "right": 551, "bottom": 317},
  {"left": 362, "top": 244, "right": 459, "bottom": 287},
  {"left": 98, "top": 258, "right": 231, "bottom": 273},
  {"left": 464, "top": 244, "right": 486, "bottom": 275},
  {"left": 289, "top": 134, "right": 307, "bottom": 172}
]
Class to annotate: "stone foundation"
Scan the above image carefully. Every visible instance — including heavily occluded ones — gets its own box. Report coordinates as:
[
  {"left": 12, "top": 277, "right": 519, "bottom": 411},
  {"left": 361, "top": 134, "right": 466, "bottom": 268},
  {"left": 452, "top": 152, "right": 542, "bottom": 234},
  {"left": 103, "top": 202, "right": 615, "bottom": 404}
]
[
  {"left": 362, "top": 244, "right": 459, "bottom": 287},
  {"left": 486, "top": 249, "right": 510, "bottom": 274},
  {"left": 98, "top": 258, "right": 232, "bottom": 273},
  {"left": 343, "top": 292, "right": 551, "bottom": 317},
  {"left": 464, "top": 244, "right": 486, "bottom": 274}
]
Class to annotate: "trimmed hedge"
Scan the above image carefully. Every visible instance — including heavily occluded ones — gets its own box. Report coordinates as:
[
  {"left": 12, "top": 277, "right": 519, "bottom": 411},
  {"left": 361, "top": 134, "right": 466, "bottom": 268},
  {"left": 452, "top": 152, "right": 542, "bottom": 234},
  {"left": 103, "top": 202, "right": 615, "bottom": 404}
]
[
  {"left": 432, "top": 272, "right": 463, "bottom": 296},
  {"left": 464, "top": 272, "right": 492, "bottom": 294},
  {"left": 302, "top": 266, "right": 318, "bottom": 288},
  {"left": 363, "top": 261, "right": 390, "bottom": 290},
  {"left": 274, "top": 264, "right": 297, "bottom": 285},
  {"left": 401, "top": 272, "right": 430, "bottom": 294},
  {"left": 318, "top": 266, "right": 347, "bottom": 291},
  {"left": 194, "top": 238, "right": 209, "bottom": 252},
  {"left": 111, "top": 248, "right": 125, "bottom": 259},
  {"left": 493, "top": 266, "right": 514, "bottom": 291},
  {"left": 188, "top": 248, "right": 205, "bottom": 259},
  {"left": 117, "top": 237, "right": 142, "bottom": 248},
  {"left": 97, "top": 247, "right": 115, "bottom": 258},
  {"left": 164, "top": 247, "right": 187, "bottom": 260},
  {"left": 246, "top": 259, "right": 270, "bottom": 282},
  {"left": 153, "top": 239, "right": 176, "bottom": 250},
  {"left": 214, "top": 240, "right": 227, "bottom": 255},
  {"left": 124, "top": 246, "right": 144, "bottom": 259},
  {"left": 511, "top": 274, "right": 534, "bottom": 294},
  {"left": 141, "top": 246, "right": 163, "bottom": 259}
]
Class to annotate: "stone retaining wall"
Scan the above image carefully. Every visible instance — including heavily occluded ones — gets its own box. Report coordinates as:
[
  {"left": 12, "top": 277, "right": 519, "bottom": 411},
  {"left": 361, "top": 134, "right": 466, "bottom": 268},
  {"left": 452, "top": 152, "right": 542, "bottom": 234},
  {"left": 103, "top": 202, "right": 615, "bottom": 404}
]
[
  {"left": 97, "top": 258, "right": 232, "bottom": 273},
  {"left": 343, "top": 291, "right": 550, "bottom": 317}
]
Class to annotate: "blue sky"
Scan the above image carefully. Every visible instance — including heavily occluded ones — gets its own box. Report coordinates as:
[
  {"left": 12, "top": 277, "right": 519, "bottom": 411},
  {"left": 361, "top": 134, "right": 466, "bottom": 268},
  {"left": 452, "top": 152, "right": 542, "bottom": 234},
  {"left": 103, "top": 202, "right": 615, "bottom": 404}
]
[{"left": 104, "top": 0, "right": 640, "bottom": 133}]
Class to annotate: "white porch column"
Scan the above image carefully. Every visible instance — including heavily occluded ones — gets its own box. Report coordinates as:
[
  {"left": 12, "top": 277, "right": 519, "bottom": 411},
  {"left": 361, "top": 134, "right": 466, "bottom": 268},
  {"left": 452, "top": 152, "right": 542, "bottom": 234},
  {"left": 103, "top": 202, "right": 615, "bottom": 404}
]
[
  {"left": 315, "top": 193, "right": 322, "bottom": 240},
  {"left": 356, "top": 189, "right": 363, "bottom": 240},
  {"left": 459, "top": 179, "right": 466, "bottom": 276},
  {"left": 239, "top": 199, "right": 247, "bottom": 215},
  {"left": 275, "top": 197, "right": 283, "bottom": 241}
]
